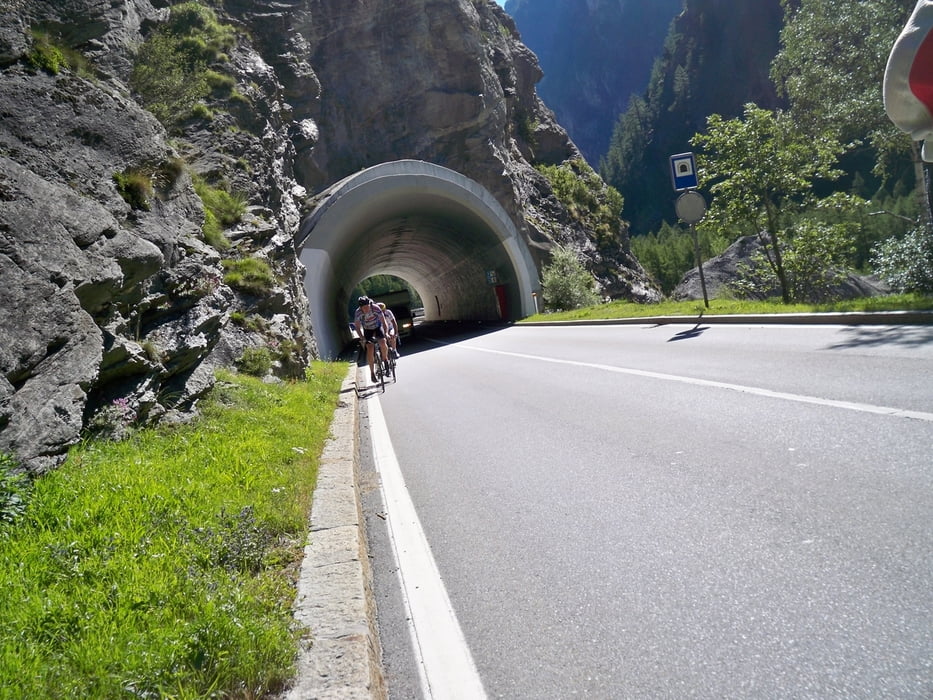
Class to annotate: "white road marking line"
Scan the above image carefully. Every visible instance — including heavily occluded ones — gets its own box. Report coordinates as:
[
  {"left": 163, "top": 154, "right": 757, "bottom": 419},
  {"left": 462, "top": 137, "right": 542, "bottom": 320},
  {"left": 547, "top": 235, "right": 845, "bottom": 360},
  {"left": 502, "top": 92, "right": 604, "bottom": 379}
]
[
  {"left": 457, "top": 344, "right": 933, "bottom": 423},
  {"left": 369, "top": 396, "right": 488, "bottom": 700}
]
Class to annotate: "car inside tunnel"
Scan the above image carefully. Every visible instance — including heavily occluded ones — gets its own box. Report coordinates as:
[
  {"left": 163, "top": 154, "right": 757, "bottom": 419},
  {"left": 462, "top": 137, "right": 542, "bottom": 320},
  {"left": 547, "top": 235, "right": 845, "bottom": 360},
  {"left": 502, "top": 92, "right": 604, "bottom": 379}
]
[{"left": 296, "top": 161, "right": 540, "bottom": 359}]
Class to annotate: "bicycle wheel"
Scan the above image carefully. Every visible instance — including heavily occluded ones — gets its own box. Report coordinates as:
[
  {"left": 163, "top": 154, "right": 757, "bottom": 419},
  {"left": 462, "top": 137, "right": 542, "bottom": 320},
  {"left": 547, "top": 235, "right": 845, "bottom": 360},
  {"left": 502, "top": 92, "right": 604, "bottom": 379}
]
[
  {"left": 389, "top": 357, "right": 397, "bottom": 382},
  {"left": 376, "top": 357, "right": 385, "bottom": 391}
]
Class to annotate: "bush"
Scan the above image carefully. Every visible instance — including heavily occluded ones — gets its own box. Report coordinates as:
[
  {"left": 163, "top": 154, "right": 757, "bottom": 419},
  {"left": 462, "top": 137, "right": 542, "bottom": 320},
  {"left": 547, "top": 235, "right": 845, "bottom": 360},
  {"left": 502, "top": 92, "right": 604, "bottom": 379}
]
[
  {"left": 536, "top": 159, "right": 625, "bottom": 251},
  {"left": 129, "top": 3, "right": 237, "bottom": 128},
  {"left": 113, "top": 169, "right": 153, "bottom": 211},
  {"left": 26, "top": 29, "right": 94, "bottom": 78},
  {"left": 26, "top": 33, "right": 63, "bottom": 74},
  {"left": 86, "top": 397, "right": 138, "bottom": 442},
  {"left": 194, "top": 177, "right": 246, "bottom": 227},
  {"left": 194, "top": 176, "right": 245, "bottom": 250},
  {"left": 541, "top": 247, "right": 600, "bottom": 312},
  {"left": 223, "top": 258, "right": 276, "bottom": 295},
  {"left": 236, "top": 347, "right": 273, "bottom": 377},
  {"left": 872, "top": 226, "right": 933, "bottom": 293}
]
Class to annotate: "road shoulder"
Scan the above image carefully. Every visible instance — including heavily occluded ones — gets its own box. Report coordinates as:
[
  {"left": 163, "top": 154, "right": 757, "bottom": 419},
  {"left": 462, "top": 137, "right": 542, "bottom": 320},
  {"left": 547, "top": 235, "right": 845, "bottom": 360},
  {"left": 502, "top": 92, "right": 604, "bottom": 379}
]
[{"left": 284, "top": 367, "right": 386, "bottom": 699}]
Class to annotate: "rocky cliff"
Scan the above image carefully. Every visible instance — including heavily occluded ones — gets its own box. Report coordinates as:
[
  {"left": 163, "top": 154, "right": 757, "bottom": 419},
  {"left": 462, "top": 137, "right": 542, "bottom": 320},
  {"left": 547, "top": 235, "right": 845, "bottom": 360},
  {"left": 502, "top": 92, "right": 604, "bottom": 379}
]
[{"left": 0, "top": 0, "right": 659, "bottom": 474}]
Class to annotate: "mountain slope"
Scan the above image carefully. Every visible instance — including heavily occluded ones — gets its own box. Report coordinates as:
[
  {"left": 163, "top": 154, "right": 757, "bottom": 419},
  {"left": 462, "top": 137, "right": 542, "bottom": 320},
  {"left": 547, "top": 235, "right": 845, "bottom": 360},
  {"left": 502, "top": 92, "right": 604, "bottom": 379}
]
[
  {"left": 504, "top": 0, "right": 683, "bottom": 165},
  {"left": 601, "top": 0, "right": 785, "bottom": 235}
]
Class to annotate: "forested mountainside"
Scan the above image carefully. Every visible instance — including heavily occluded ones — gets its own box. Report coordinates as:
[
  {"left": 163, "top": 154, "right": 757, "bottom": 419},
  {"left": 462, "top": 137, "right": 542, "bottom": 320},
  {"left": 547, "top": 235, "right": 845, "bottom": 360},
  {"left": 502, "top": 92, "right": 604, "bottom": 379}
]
[
  {"left": 505, "top": 0, "right": 786, "bottom": 234},
  {"left": 504, "top": 0, "right": 682, "bottom": 165},
  {"left": 601, "top": 0, "right": 786, "bottom": 235},
  {"left": 511, "top": 0, "right": 917, "bottom": 242}
]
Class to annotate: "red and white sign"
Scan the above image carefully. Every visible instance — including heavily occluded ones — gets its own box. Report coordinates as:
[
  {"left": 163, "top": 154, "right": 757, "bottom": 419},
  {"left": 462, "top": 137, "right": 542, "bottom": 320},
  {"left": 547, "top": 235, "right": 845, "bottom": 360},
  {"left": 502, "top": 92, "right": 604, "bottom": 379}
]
[{"left": 884, "top": 0, "right": 933, "bottom": 160}]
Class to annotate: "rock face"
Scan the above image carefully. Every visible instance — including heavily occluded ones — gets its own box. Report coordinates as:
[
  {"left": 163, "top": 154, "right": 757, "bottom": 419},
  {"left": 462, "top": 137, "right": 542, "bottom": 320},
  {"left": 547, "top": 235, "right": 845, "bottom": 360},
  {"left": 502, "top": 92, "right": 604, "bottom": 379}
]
[
  {"left": 0, "top": 0, "right": 659, "bottom": 473},
  {"left": 672, "top": 235, "right": 891, "bottom": 301}
]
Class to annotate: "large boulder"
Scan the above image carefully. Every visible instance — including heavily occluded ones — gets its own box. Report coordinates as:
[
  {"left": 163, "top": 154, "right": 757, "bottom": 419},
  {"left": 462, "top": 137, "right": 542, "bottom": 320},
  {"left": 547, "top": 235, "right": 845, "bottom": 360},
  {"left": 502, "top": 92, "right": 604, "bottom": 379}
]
[{"left": 672, "top": 235, "right": 891, "bottom": 302}]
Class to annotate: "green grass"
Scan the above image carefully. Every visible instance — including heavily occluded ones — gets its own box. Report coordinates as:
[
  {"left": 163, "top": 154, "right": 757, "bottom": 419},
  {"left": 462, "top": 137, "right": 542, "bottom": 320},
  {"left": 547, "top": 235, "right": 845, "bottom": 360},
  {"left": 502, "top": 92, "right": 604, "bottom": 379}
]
[
  {"left": 520, "top": 294, "right": 933, "bottom": 323},
  {"left": 223, "top": 258, "right": 276, "bottom": 296},
  {"left": 0, "top": 364, "right": 347, "bottom": 699}
]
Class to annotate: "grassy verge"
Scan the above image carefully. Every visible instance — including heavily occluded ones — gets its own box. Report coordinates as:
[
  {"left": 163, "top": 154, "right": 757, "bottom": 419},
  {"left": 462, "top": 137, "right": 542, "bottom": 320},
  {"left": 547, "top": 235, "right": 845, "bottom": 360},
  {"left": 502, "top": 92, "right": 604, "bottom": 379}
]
[
  {"left": 0, "top": 363, "right": 347, "bottom": 699},
  {"left": 520, "top": 293, "right": 933, "bottom": 323}
]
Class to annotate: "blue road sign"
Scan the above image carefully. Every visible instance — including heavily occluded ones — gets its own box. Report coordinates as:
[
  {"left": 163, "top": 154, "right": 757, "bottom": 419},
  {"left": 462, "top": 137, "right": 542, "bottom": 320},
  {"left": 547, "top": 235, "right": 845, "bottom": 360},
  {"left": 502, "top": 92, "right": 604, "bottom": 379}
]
[{"left": 670, "top": 152, "right": 698, "bottom": 191}]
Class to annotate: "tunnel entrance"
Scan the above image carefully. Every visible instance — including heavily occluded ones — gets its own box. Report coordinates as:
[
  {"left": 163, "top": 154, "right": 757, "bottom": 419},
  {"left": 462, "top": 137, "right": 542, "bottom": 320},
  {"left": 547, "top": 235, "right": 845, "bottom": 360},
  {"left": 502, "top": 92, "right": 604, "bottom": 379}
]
[{"left": 296, "top": 160, "right": 540, "bottom": 359}]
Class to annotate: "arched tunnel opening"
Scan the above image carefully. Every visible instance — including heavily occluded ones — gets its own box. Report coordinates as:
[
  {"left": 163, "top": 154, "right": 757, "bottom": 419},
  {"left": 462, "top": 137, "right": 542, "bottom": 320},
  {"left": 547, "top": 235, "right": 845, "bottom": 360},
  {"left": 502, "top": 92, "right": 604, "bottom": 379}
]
[{"left": 296, "top": 160, "right": 540, "bottom": 359}]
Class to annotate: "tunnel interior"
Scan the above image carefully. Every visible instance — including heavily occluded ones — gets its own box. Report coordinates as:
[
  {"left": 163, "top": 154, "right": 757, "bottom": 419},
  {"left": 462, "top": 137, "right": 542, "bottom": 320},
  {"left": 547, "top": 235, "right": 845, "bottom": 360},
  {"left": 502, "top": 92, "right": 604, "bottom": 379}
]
[{"left": 297, "top": 161, "right": 539, "bottom": 359}]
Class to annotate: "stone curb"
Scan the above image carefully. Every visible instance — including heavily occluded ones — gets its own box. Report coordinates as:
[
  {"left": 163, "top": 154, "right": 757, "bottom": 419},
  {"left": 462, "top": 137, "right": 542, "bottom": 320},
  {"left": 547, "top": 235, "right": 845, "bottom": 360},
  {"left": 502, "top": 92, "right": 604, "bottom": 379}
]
[
  {"left": 285, "top": 367, "right": 386, "bottom": 699},
  {"left": 519, "top": 310, "right": 933, "bottom": 327}
]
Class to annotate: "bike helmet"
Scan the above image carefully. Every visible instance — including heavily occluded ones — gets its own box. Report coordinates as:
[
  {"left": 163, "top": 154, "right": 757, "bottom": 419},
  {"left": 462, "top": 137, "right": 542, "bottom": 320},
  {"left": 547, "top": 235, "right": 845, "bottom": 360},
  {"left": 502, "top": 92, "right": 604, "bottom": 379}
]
[{"left": 357, "top": 296, "right": 371, "bottom": 306}]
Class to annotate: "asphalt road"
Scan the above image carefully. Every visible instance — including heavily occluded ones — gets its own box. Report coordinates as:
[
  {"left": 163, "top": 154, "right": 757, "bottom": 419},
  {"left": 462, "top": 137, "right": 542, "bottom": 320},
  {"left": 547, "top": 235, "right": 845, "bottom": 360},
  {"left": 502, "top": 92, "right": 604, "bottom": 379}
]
[{"left": 362, "top": 322, "right": 933, "bottom": 699}]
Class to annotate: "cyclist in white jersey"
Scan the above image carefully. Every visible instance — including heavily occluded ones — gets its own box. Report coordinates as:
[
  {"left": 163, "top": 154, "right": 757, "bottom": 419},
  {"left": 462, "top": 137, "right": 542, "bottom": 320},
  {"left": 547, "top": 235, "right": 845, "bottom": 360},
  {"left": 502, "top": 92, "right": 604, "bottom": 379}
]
[
  {"left": 377, "top": 302, "right": 401, "bottom": 359},
  {"left": 353, "top": 296, "right": 391, "bottom": 382}
]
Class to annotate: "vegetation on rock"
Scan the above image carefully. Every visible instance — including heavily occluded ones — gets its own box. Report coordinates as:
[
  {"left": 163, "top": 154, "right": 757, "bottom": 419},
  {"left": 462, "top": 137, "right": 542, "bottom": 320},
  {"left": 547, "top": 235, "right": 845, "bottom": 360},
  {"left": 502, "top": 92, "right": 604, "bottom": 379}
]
[{"left": 129, "top": 2, "right": 237, "bottom": 129}]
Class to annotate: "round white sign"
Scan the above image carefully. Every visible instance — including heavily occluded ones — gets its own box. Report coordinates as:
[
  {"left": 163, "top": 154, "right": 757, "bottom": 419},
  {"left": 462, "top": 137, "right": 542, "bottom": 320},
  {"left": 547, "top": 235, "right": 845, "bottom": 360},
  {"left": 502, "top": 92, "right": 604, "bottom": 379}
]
[{"left": 675, "top": 190, "right": 707, "bottom": 224}]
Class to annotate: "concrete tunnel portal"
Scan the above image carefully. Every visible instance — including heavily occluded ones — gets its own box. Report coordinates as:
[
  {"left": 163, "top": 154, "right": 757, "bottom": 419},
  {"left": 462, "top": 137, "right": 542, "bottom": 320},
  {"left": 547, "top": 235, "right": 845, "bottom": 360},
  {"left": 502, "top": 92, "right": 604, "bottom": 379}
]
[{"left": 296, "top": 160, "right": 541, "bottom": 359}]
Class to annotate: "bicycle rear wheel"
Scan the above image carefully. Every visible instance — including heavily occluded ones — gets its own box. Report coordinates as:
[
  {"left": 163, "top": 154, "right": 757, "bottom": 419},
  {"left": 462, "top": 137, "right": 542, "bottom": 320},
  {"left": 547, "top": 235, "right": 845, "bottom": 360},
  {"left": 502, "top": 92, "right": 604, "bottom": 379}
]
[{"left": 376, "top": 358, "right": 385, "bottom": 391}]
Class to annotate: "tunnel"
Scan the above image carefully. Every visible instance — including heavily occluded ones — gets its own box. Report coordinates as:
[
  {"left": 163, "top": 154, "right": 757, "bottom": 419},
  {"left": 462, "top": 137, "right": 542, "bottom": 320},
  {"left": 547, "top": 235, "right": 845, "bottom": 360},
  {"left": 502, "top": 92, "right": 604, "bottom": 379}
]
[{"left": 296, "top": 160, "right": 541, "bottom": 359}]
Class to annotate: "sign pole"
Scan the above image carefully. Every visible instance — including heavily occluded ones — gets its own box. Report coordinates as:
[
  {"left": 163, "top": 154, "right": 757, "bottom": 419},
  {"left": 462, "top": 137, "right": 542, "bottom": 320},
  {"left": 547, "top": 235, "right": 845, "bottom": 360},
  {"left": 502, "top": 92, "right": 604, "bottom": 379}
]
[{"left": 690, "top": 222, "right": 709, "bottom": 309}]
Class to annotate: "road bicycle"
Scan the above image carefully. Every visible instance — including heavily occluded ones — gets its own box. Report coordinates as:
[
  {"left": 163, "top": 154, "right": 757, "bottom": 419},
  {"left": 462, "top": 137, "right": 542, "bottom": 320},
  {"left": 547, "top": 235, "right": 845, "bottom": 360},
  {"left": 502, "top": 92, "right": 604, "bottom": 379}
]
[
  {"left": 350, "top": 325, "right": 396, "bottom": 390},
  {"left": 360, "top": 339, "right": 397, "bottom": 390}
]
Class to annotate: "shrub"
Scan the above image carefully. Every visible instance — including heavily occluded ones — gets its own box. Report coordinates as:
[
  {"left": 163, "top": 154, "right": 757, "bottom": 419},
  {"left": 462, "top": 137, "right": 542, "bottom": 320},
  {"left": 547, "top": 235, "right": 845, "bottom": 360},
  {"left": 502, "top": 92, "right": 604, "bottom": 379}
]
[
  {"left": 205, "top": 69, "right": 236, "bottom": 97},
  {"left": 536, "top": 159, "right": 625, "bottom": 251},
  {"left": 86, "top": 397, "right": 137, "bottom": 442},
  {"left": 541, "top": 246, "right": 600, "bottom": 312},
  {"left": 231, "top": 313, "right": 269, "bottom": 333},
  {"left": 236, "top": 347, "right": 273, "bottom": 377},
  {"left": 194, "top": 177, "right": 246, "bottom": 227},
  {"left": 872, "top": 226, "right": 933, "bottom": 293},
  {"left": 130, "top": 32, "right": 208, "bottom": 126},
  {"left": 193, "top": 176, "right": 245, "bottom": 250},
  {"left": 129, "top": 3, "right": 237, "bottom": 128},
  {"left": 223, "top": 257, "right": 276, "bottom": 295},
  {"left": 26, "top": 29, "right": 94, "bottom": 78},
  {"left": 517, "top": 112, "right": 538, "bottom": 147},
  {"left": 26, "top": 32, "right": 64, "bottom": 74},
  {"left": 113, "top": 169, "right": 153, "bottom": 211}
]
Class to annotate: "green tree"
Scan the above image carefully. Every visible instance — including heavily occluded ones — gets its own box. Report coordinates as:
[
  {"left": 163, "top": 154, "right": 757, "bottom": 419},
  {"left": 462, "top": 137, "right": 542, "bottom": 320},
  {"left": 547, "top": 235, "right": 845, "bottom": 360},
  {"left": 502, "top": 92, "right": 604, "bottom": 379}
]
[
  {"left": 771, "top": 0, "right": 924, "bottom": 219},
  {"left": 692, "top": 104, "right": 850, "bottom": 303},
  {"left": 541, "top": 247, "right": 600, "bottom": 312},
  {"left": 771, "top": 0, "right": 910, "bottom": 144}
]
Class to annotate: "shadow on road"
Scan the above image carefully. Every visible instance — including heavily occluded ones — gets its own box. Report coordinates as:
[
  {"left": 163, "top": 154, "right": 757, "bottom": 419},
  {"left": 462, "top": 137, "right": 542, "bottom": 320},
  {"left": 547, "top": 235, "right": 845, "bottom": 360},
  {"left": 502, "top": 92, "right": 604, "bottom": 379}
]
[
  {"left": 825, "top": 324, "right": 933, "bottom": 350},
  {"left": 666, "top": 323, "right": 709, "bottom": 342}
]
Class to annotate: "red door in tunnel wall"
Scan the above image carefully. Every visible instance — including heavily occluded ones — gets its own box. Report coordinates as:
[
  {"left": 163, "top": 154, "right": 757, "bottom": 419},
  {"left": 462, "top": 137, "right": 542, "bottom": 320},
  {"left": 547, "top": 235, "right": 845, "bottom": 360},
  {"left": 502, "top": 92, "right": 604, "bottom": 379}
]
[{"left": 494, "top": 284, "right": 508, "bottom": 320}]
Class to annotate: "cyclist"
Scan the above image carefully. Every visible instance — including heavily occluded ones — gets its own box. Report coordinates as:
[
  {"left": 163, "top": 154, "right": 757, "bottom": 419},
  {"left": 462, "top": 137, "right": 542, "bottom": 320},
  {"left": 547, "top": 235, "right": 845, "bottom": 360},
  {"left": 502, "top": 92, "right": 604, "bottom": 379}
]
[
  {"left": 377, "top": 302, "right": 401, "bottom": 359},
  {"left": 353, "top": 296, "right": 391, "bottom": 382}
]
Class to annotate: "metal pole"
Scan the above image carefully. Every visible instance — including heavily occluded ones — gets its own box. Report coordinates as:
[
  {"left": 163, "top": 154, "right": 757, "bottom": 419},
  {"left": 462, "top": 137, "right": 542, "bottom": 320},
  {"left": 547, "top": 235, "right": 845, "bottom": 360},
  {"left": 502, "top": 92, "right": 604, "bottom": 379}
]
[{"left": 691, "top": 223, "right": 710, "bottom": 309}]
